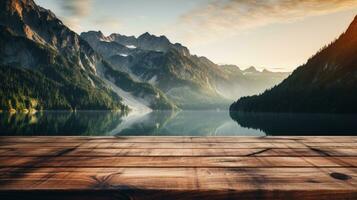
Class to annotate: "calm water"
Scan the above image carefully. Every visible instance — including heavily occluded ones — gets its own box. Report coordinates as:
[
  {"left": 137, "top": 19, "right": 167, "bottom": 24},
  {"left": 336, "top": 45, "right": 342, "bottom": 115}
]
[{"left": 0, "top": 111, "right": 356, "bottom": 136}]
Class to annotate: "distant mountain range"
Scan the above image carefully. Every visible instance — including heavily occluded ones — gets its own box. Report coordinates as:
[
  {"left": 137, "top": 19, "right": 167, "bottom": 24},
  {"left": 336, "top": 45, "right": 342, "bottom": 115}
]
[
  {"left": 231, "top": 15, "right": 357, "bottom": 113},
  {"left": 0, "top": 0, "right": 289, "bottom": 112},
  {"left": 81, "top": 31, "right": 289, "bottom": 109},
  {"left": 0, "top": 0, "right": 175, "bottom": 112}
]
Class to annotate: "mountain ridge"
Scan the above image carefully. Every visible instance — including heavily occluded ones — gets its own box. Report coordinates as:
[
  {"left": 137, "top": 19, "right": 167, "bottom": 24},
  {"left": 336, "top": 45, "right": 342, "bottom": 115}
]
[
  {"left": 230, "top": 15, "right": 357, "bottom": 113},
  {"left": 0, "top": 0, "right": 176, "bottom": 112},
  {"left": 81, "top": 31, "right": 290, "bottom": 109},
  {"left": 0, "top": 0, "right": 291, "bottom": 111}
]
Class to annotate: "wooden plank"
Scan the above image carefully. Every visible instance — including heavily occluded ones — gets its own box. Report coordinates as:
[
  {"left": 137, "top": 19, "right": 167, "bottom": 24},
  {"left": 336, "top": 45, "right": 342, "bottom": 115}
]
[
  {"left": 1, "top": 136, "right": 357, "bottom": 143},
  {"left": 1, "top": 148, "right": 357, "bottom": 157},
  {"left": 1, "top": 190, "right": 356, "bottom": 200},
  {"left": 0, "top": 167, "right": 356, "bottom": 190},
  {"left": 0, "top": 136, "right": 357, "bottom": 199},
  {"left": 197, "top": 137, "right": 357, "bottom": 143},
  {"left": 0, "top": 156, "right": 357, "bottom": 167},
  {"left": 2, "top": 142, "right": 357, "bottom": 149}
]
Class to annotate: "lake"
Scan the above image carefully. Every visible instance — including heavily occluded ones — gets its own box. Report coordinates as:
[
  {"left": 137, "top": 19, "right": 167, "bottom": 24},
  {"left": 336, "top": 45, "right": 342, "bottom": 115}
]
[{"left": 0, "top": 111, "right": 356, "bottom": 136}]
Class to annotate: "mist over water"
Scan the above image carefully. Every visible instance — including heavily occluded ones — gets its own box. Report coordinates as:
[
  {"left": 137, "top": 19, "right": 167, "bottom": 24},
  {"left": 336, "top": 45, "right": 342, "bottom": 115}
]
[{"left": 1, "top": 111, "right": 356, "bottom": 136}]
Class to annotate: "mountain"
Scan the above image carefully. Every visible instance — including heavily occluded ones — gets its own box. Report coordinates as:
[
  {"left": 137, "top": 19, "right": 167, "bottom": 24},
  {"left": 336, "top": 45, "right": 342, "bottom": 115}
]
[
  {"left": 219, "top": 64, "right": 290, "bottom": 99},
  {"left": 0, "top": 0, "right": 175, "bottom": 112},
  {"left": 230, "top": 15, "right": 357, "bottom": 113},
  {"left": 243, "top": 66, "right": 259, "bottom": 73},
  {"left": 81, "top": 31, "right": 289, "bottom": 109}
]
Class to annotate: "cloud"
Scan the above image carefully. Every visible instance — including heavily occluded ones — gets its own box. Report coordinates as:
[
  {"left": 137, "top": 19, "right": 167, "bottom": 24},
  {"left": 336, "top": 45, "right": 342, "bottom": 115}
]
[
  {"left": 62, "top": 18, "right": 83, "bottom": 32},
  {"left": 167, "top": 0, "right": 357, "bottom": 46},
  {"left": 56, "top": 1, "right": 121, "bottom": 34},
  {"left": 93, "top": 18, "right": 122, "bottom": 34},
  {"left": 94, "top": 18, "right": 121, "bottom": 28},
  {"left": 61, "top": 0, "right": 92, "bottom": 17},
  {"left": 59, "top": 0, "right": 93, "bottom": 32}
]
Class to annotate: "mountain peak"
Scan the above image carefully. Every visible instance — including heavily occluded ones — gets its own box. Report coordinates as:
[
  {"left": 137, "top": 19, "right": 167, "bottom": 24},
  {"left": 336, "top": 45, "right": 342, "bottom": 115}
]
[
  {"left": 109, "top": 33, "right": 122, "bottom": 38},
  {"left": 1, "top": 0, "right": 35, "bottom": 18},
  {"left": 86, "top": 30, "right": 105, "bottom": 37},
  {"left": 138, "top": 32, "right": 170, "bottom": 42},
  {"left": 6, "top": 0, "right": 35, "bottom": 5},
  {"left": 4, "top": 0, "right": 36, "bottom": 10},
  {"left": 139, "top": 32, "right": 153, "bottom": 38},
  {"left": 80, "top": 31, "right": 109, "bottom": 44},
  {"left": 244, "top": 66, "right": 259, "bottom": 73},
  {"left": 262, "top": 69, "right": 273, "bottom": 73},
  {"left": 97, "top": 31, "right": 106, "bottom": 38},
  {"left": 347, "top": 14, "right": 357, "bottom": 33}
]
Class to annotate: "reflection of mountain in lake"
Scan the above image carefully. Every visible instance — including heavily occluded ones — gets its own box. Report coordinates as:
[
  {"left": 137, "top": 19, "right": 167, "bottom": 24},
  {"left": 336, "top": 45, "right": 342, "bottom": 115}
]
[
  {"left": 230, "top": 112, "right": 357, "bottom": 136},
  {"left": 2, "top": 111, "right": 356, "bottom": 136},
  {"left": 0, "top": 112, "right": 124, "bottom": 136},
  {"left": 114, "top": 111, "right": 263, "bottom": 136},
  {"left": 109, "top": 111, "right": 177, "bottom": 135},
  {"left": 0, "top": 111, "right": 264, "bottom": 136}
]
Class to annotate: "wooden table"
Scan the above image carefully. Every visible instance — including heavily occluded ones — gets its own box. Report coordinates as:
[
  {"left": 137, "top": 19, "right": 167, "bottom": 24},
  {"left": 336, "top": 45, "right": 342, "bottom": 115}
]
[{"left": 0, "top": 136, "right": 356, "bottom": 199}]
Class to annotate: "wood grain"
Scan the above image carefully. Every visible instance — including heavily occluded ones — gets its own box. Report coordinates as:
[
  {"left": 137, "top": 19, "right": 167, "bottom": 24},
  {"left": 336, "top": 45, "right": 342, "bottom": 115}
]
[
  {"left": 1, "top": 136, "right": 357, "bottom": 143},
  {"left": 0, "top": 136, "right": 356, "bottom": 200},
  {"left": 1, "top": 148, "right": 357, "bottom": 157},
  {"left": 2, "top": 142, "right": 357, "bottom": 149}
]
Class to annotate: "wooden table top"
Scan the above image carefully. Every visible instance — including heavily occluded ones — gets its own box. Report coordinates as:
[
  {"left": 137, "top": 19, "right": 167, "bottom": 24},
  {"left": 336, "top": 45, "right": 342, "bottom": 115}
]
[{"left": 0, "top": 136, "right": 356, "bottom": 200}]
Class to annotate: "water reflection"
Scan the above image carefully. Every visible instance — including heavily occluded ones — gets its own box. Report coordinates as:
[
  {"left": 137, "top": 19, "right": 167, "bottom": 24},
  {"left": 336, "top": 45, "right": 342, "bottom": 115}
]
[
  {"left": 0, "top": 111, "right": 124, "bottom": 136},
  {"left": 0, "top": 111, "right": 356, "bottom": 136},
  {"left": 230, "top": 112, "right": 357, "bottom": 136},
  {"left": 111, "top": 111, "right": 263, "bottom": 136},
  {"left": 0, "top": 111, "right": 262, "bottom": 136}
]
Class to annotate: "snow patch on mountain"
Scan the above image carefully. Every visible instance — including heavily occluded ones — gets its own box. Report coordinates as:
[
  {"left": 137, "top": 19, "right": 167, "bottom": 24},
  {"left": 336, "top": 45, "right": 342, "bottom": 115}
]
[{"left": 126, "top": 45, "right": 136, "bottom": 49}]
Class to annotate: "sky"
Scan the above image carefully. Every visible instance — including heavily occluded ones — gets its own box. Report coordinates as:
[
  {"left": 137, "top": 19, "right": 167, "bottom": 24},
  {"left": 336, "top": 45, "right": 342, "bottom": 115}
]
[{"left": 35, "top": 0, "right": 357, "bottom": 72}]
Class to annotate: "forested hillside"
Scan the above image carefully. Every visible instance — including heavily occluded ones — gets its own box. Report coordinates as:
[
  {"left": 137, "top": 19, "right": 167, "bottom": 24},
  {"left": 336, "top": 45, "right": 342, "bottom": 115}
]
[{"left": 230, "top": 15, "right": 357, "bottom": 113}]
